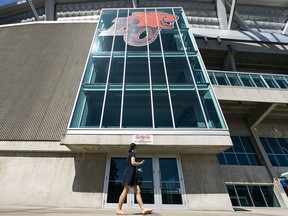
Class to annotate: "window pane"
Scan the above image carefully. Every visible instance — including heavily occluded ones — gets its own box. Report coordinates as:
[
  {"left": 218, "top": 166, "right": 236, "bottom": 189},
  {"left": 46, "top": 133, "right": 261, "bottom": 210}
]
[
  {"left": 239, "top": 74, "right": 254, "bottom": 87},
  {"left": 199, "top": 89, "right": 224, "bottom": 128},
  {"left": 248, "top": 186, "right": 266, "bottom": 207},
  {"left": 268, "top": 155, "right": 279, "bottom": 166},
  {"left": 251, "top": 75, "right": 266, "bottom": 88},
  {"left": 233, "top": 138, "right": 245, "bottom": 152},
  {"left": 235, "top": 185, "right": 253, "bottom": 206},
  {"left": 122, "top": 90, "right": 152, "bottom": 127},
  {"left": 102, "top": 88, "right": 122, "bottom": 128},
  {"left": 275, "top": 155, "right": 288, "bottom": 166},
  {"left": 274, "top": 76, "right": 288, "bottom": 89},
  {"left": 260, "top": 138, "right": 273, "bottom": 153},
  {"left": 90, "top": 58, "right": 110, "bottom": 84},
  {"left": 263, "top": 76, "right": 279, "bottom": 88},
  {"left": 267, "top": 138, "right": 283, "bottom": 154},
  {"left": 261, "top": 186, "right": 280, "bottom": 207},
  {"left": 227, "top": 73, "right": 241, "bottom": 86},
  {"left": 125, "top": 57, "right": 149, "bottom": 83},
  {"left": 159, "top": 158, "right": 183, "bottom": 204},
  {"left": 151, "top": 57, "right": 166, "bottom": 84},
  {"left": 170, "top": 90, "right": 206, "bottom": 128},
  {"left": 236, "top": 153, "right": 250, "bottom": 165},
  {"left": 153, "top": 89, "right": 173, "bottom": 128},
  {"left": 166, "top": 57, "right": 193, "bottom": 84},
  {"left": 241, "top": 137, "right": 255, "bottom": 153},
  {"left": 189, "top": 57, "right": 207, "bottom": 84},
  {"left": 107, "top": 158, "right": 126, "bottom": 203},
  {"left": 214, "top": 73, "right": 229, "bottom": 85},
  {"left": 225, "top": 153, "right": 238, "bottom": 165},
  {"left": 247, "top": 154, "right": 261, "bottom": 166},
  {"left": 80, "top": 91, "right": 105, "bottom": 127},
  {"left": 227, "top": 185, "right": 240, "bottom": 206},
  {"left": 108, "top": 57, "right": 124, "bottom": 83},
  {"left": 278, "top": 138, "right": 288, "bottom": 153},
  {"left": 148, "top": 25, "right": 162, "bottom": 52},
  {"left": 208, "top": 73, "right": 217, "bottom": 85},
  {"left": 218, "top": 153, "right": 226, "bottom": 165}
]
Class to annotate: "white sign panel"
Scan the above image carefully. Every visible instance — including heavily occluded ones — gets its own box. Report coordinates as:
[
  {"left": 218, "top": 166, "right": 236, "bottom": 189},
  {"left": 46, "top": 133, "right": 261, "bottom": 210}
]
[{"left": 132, "top": 134, "right": 153, "bottom": 145}]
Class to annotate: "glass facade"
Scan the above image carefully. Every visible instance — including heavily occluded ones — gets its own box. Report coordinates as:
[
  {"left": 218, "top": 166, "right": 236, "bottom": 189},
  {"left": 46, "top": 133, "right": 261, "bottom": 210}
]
[
  {"left": 209, "top": 71, "right": 288, "bottom": 89},
  {"left": 218, "top": 136, "right": 261, "bottom": 166},
  {"left": 70, "top": 8, "right": 226, "bottom": 130},
  {"left": 227, "top": 185, "right": 280, "bottom": 207},
  {"left": 260, "top": 137, "right": 288, "bottom": 167}
]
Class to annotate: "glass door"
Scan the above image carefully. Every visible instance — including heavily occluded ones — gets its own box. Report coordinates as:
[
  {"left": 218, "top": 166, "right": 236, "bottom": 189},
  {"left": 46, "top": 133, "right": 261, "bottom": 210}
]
[
  {"left": 104, "top": 156, "right": 186, "bottom": 210},
  {"left": 157, "top": 157, "right": 186, "bottom": 209},
  {"left": 131, "top": 157, "right": 155, "bottom": 209}
]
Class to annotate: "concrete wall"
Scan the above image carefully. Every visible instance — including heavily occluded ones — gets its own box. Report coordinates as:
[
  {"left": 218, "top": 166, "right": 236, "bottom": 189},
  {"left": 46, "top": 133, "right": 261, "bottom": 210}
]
[
  {"left": 0, "top": 151, "right": 106, "bottom": 208},
  {"left": 181, "top": 154, "right": 233, "bottom": 211}
]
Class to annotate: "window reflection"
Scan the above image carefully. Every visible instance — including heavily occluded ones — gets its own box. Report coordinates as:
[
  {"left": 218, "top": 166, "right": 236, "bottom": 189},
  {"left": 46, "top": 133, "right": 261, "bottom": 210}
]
[
  {"left": 227, "top": 185, "right": 280, "bottom": 207},
  {"left": 218, "top": 136, "right": 261, "bottom": 166}
]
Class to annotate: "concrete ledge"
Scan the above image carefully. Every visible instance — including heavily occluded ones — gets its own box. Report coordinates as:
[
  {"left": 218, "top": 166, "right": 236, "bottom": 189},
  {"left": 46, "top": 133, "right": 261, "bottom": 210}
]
[
  {"left": 0, "top": 141, "right": 70, "bottom": 152},
  {"left": 61, "top": 134, "right": 233, "bottom": 154},
  {"left": 213, "top": 86, "right": 288, "bottom": 103}
]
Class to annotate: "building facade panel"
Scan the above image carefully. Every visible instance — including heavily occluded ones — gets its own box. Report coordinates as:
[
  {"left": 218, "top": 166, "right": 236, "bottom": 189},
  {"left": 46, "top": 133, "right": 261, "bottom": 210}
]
[{"left": 0, "top": 23, "right": 96, "bottom": 141}]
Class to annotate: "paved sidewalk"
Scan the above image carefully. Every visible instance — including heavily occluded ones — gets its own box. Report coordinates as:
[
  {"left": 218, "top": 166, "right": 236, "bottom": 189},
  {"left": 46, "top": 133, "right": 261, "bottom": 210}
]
[{"left": 0, "top": 206, "right": 288, "bottom": 216}]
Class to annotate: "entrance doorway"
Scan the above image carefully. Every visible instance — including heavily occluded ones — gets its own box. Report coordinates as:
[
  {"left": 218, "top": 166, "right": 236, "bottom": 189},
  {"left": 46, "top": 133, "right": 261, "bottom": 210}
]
[{"left": 103, "top": 155, "right": 187, "bottom": 210}]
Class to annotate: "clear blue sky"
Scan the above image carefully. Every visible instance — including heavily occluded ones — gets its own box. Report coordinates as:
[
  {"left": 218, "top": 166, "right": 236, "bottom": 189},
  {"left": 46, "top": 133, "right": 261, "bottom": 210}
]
[{"left": 0, "top": 0, "right": 18, "bottom": 8}]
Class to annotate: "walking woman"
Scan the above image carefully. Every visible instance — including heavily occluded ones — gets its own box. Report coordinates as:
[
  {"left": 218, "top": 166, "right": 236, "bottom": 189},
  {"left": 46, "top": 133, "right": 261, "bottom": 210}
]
[{"left": 116, "top": 143, "right": 153, "bottom": 215}]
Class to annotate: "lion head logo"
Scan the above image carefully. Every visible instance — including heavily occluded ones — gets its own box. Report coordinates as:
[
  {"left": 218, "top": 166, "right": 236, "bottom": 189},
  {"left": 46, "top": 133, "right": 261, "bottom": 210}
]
[{"left": 99, "top": 12, "right": 179, "bottom": 47}]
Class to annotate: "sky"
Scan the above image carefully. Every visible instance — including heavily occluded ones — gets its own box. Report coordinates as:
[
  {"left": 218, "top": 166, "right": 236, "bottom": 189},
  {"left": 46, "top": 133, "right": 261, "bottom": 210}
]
[{"left": 0, "top": 0, "right": 18, "bottom": 8}]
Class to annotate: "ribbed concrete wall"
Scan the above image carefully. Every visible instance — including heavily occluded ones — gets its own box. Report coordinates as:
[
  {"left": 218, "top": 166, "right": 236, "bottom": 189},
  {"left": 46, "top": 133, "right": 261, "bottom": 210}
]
[{"left": 0, "top": 23, "right": 96, "bottom": 141}]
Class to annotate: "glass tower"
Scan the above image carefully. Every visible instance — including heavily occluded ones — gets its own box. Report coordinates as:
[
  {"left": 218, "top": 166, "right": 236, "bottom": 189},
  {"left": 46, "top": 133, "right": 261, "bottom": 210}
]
[{"left": 70, "top": 8, "right": 227, "bottom": 131}]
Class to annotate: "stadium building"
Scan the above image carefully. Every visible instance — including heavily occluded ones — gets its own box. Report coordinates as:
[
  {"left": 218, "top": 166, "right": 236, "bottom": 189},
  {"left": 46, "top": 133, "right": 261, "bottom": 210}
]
[{"left": 0, "top": 0, "right": 288, "bottom": 211}]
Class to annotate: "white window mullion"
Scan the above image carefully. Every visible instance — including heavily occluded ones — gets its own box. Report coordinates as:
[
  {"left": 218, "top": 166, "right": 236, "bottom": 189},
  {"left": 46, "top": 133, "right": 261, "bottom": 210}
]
[
  {"left": 145, "top": 9, "right": 155, "bottom": 129},
  {"left": 155, "top": 8, "right": 176, "bottom": 128},
  {"left": 120, "top": 9, "right": 129, "bottom": 128},
  {"left": 99, "top": 9, "right": 120, "bottom": 128}
]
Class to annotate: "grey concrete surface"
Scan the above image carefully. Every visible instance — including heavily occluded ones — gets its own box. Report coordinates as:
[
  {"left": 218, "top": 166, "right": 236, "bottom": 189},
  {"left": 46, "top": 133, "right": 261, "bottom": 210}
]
[{"left": 0, "top": 207, "right": 288, "bottom": 216}]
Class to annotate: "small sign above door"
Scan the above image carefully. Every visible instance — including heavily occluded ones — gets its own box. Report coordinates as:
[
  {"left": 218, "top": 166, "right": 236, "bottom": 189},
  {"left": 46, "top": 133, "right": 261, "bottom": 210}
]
[{"left": 132, "top": 134, "right": 153, "bottom": 145}]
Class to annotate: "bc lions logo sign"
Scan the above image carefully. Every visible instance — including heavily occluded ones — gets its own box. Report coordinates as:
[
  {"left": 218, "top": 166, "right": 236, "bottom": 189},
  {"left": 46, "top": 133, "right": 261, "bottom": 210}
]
[{"left": 99, "top": 12, "right": 179, "bottom": 47}]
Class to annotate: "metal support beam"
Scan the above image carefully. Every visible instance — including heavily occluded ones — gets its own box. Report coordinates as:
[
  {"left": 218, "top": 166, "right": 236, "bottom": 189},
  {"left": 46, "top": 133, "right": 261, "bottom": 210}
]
[
  {"left": 283, "top": 21, "right": 288, "bottom": 34},
  {"left": 45, "top": 0, "right": 55, "bottom": 21},
  {"left": 132, "top": 0, "right": 138, "bottom": 8},
  {"left": 225, "top": 0, "right": 252, "bottom": 31},
  {"left": 215, "top": 0, "right": 228, "bottom": 30},
  {"left": 227, "top": 0, "right": 237, "bottom": 30},
  {"left": 26, "top": 0, "right": 40, "bottom": 21}
]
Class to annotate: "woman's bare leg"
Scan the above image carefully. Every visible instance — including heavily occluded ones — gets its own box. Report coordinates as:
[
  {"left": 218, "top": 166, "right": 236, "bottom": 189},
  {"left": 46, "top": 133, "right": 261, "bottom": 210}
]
[
  {"left": 116, "top": 185, "right": 130, "bottom": 215},
  {"left": 133, "top": 185, "right": 153, "bottom": 215}
]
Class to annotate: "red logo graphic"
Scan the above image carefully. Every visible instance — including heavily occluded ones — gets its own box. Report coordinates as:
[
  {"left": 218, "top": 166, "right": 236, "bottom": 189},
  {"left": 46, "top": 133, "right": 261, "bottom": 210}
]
[{"left": 99, "top": 12, "right": 179, "bottom": 47}]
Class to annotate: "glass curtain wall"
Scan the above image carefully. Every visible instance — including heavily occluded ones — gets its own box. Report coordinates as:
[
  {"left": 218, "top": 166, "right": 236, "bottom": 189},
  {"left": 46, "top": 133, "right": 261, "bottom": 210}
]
[{"left": 70, "top": 8, "right": 226, "bottom": 130}]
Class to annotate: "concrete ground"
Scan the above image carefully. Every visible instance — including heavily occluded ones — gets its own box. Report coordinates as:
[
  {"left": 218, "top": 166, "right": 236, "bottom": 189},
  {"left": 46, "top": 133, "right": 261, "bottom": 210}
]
[{"left": 0, "top": 207, "right": 288, "bottom": 216}]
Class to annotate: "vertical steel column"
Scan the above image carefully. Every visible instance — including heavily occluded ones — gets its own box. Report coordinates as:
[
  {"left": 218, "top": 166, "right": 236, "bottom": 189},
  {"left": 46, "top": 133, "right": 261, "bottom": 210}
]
[{"left": 45, "top": 0, "right": 55, "bottom": 21}]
